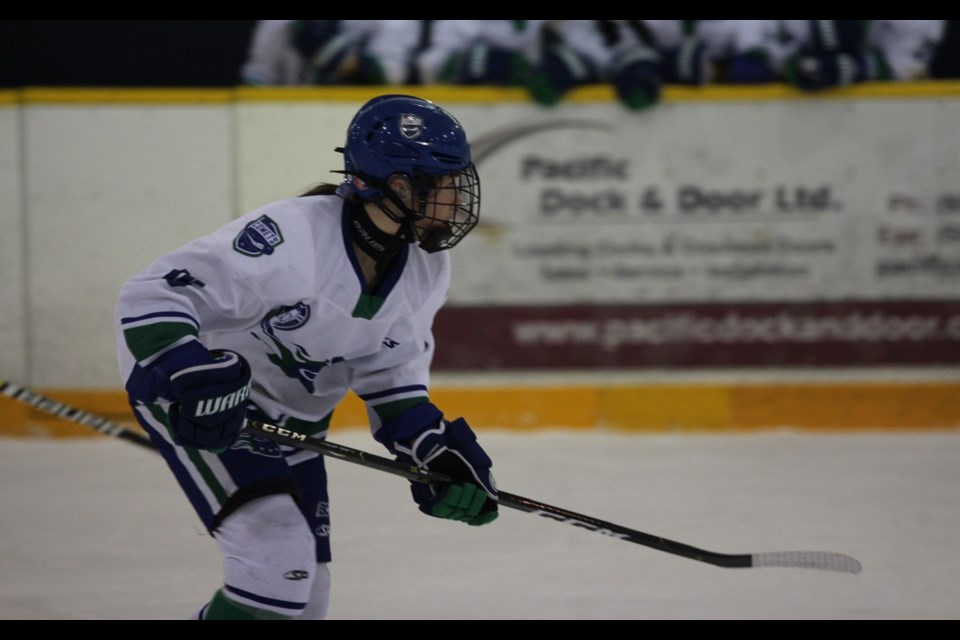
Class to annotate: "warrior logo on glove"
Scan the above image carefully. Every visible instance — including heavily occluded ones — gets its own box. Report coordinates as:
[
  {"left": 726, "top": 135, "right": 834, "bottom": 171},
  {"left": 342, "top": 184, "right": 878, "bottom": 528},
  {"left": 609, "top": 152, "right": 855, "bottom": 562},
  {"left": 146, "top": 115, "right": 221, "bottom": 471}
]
[{"left": 190, "top": 380, "right": 251, "bottom": 418}]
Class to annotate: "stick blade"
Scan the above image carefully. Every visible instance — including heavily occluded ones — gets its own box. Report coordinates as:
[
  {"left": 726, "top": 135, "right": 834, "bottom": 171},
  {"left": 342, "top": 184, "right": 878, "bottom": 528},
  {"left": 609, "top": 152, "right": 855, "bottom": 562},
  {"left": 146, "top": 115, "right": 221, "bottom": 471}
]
[{"left": 751, "top": 551, "right": 863, "bottom": 574}]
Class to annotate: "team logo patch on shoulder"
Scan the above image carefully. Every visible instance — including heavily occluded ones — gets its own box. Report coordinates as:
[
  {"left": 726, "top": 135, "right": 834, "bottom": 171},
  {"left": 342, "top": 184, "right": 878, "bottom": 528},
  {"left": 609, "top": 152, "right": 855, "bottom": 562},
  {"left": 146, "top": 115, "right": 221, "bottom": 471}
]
[{"left": 234, "top": 215, "right": 284, "bottom": 257}]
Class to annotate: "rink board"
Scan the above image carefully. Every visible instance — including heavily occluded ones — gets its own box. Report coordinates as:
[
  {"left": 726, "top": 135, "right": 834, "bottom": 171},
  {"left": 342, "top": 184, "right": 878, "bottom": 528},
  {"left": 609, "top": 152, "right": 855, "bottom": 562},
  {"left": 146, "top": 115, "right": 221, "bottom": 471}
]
[{"left": 2, "top": 377, "right": 958, "bottom": 439}]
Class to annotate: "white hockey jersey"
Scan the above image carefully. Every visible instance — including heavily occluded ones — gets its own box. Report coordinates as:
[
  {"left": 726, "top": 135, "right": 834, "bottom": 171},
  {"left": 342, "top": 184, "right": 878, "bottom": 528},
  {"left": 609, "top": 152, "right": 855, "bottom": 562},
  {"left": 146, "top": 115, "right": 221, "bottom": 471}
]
[{"left": 115, "top": 195, "right": 449, "bottom": 437}]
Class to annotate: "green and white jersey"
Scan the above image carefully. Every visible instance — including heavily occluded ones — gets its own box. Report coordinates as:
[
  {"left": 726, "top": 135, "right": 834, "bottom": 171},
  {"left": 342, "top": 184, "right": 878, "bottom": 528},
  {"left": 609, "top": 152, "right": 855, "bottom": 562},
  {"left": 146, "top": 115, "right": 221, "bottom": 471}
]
[{"left": 116, "top": 195, "right": 450, "bottom": 438}]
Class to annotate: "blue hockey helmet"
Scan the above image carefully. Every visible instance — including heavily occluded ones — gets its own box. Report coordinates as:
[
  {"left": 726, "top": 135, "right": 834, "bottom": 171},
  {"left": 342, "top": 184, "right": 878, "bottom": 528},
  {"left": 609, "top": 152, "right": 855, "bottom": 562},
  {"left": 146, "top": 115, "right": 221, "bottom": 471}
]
[{"left": 335, "top": 94, "right": 481, "bottom": 252}]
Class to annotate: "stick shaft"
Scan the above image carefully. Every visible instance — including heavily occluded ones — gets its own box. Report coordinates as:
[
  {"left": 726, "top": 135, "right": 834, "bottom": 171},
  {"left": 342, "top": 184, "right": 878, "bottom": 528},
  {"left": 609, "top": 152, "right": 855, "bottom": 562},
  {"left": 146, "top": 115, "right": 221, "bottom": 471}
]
[{"left": 0, "top": 378, "right": 154, "bottom": 451}]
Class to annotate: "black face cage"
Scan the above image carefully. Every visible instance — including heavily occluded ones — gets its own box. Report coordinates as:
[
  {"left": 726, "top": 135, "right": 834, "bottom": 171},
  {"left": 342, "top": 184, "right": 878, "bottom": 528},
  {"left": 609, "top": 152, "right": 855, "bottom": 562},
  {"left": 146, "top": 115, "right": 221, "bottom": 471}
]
[{"left": 383, "top": 162, "right": 481, "bottom": 253}]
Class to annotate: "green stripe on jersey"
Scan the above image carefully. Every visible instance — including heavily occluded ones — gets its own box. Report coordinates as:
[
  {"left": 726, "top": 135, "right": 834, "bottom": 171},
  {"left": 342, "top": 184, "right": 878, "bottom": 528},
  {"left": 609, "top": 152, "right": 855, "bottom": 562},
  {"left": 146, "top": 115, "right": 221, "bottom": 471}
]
[
  {"left": 352, "top": 293, "right": 385, "bottom": 319},
  {"left": 124, "top": 321, "right": 199, "bottom": 361},
  {"left": 370, "top": 397, "right": 429, "bottom": 424}
]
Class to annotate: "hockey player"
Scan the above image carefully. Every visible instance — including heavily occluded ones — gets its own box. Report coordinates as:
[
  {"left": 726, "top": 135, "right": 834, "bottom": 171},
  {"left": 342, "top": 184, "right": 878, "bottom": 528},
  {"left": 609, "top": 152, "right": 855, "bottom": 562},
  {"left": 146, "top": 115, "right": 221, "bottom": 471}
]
[
  {"left": 415, "top": 20, "right": 544, "bottom": 86},
  {"left": 523, "top": 21, "right": 663, "bottom": 111},
  {"left": 525, "top": 20, "right": 616, "bottom": 107},
  {"left": 743, "top": 20, "right": 947, "bottom": 90},
  {"left": 241, "top": 20, "right": 422, "bottom": 85},
  {"left": 115, "top": 94, "right": 497, "bottom": 619}
]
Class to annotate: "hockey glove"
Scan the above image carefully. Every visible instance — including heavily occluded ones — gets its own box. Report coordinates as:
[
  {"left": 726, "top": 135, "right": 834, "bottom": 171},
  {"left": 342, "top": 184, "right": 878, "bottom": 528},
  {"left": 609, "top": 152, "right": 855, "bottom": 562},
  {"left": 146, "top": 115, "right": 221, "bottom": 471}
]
[
  {"left": 375, "top": 403, "right": 498, "bottom": 526},
  {"left": 126, "top": 340, "right": 251, "bottom": 452},
  {"left": 167, "top": 349, "right": 252, "bottom": 451},
  {"left": 610, "top": 46, "right": 662, "bottom": 111},
  {"left": 527, "top": 45, "right": 599, "bottom": 107},
  {"left": 785, "top": 51, "right": 866, "bottom": 91}
]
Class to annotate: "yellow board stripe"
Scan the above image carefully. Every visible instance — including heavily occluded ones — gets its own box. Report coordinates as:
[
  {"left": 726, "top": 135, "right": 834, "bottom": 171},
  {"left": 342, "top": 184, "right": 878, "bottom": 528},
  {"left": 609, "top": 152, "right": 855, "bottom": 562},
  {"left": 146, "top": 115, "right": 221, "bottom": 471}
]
[
  {"left": 2, "top": 382, "right": 958, "bottom": 440},
  {"left": 21, "top": 88, "right": 234, "bottom": 104},
  {"left": 0, "top": 91, "right": 20, "bottom": 105}
]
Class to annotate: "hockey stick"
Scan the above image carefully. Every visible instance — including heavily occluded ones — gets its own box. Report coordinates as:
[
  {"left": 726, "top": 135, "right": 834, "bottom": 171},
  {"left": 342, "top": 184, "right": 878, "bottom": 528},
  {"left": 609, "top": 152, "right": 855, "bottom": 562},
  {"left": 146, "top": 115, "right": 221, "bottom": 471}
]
[
  {"left": 0, "top": 377, "right": 155, "bottom": 452},
  {"left": 0, "top": 377, "right": 863, "bottom": 574}
]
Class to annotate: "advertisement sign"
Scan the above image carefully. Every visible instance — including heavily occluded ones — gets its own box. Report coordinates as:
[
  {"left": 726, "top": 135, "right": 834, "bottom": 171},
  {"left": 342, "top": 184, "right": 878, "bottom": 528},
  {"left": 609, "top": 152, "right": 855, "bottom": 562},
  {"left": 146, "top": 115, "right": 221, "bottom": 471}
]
[{"left": 434, "top": 99, "right": 960, "bottom": 368}]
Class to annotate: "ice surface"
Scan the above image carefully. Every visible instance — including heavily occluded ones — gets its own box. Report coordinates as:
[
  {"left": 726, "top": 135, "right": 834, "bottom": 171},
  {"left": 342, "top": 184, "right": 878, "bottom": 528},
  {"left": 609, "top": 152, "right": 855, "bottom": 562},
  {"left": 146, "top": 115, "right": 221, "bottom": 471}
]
[{"left": 0, "top": 430, "right": 957, "bottom": 619}]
